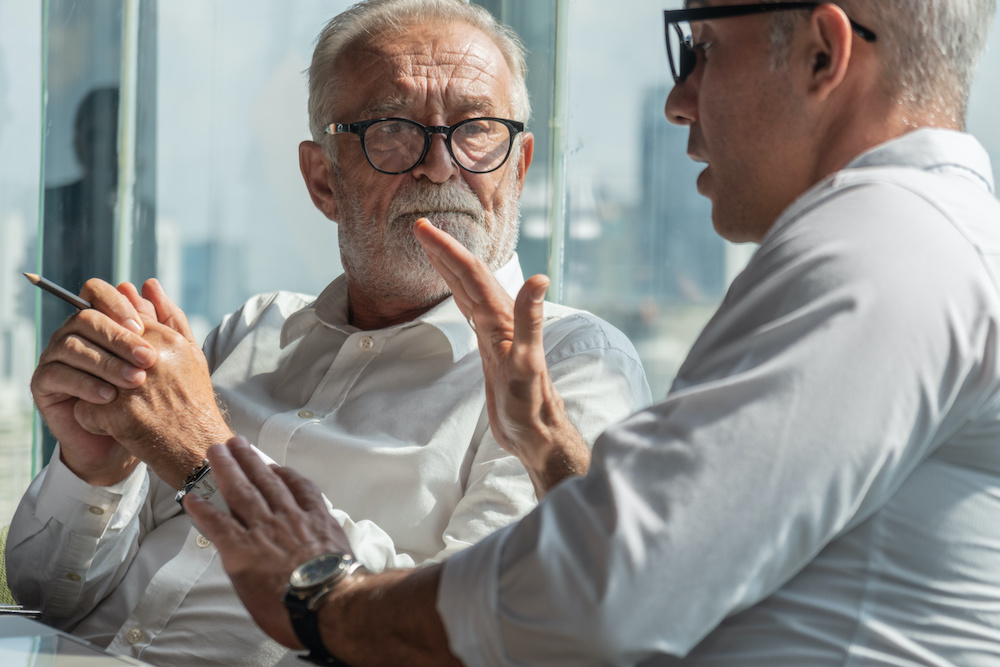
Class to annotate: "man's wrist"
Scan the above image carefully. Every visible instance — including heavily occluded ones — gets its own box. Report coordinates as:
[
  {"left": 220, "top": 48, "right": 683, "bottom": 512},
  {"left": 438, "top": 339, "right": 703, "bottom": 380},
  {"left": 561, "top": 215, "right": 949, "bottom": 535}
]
[
  {"left": 529, "top": 412, "right": 590, "bottom": 495},
  {"left": 285, "top": 553, "right": 366, "bottom": 666}
]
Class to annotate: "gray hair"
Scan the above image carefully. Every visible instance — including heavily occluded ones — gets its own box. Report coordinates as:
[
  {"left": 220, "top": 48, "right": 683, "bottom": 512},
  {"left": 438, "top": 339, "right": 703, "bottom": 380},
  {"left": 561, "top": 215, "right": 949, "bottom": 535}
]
[
  {"left": 306, "top": 0, "right": 531, "bottom": 148},
  {"left": 769, "top": 0, "right": 996, "bottom": 124}
]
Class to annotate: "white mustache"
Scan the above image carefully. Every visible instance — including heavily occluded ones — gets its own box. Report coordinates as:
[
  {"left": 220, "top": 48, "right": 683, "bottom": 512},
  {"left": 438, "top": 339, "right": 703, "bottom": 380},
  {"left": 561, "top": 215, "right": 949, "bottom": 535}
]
[{"left": 388, "top": 183, "right": 484, "bottom": 224}]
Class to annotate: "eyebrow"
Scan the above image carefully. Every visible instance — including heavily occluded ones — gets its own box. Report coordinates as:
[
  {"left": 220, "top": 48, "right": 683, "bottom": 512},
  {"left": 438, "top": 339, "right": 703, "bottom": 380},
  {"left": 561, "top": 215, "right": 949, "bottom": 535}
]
[{"left": 359, "top": 97, "right": 500, "bottom": 121}]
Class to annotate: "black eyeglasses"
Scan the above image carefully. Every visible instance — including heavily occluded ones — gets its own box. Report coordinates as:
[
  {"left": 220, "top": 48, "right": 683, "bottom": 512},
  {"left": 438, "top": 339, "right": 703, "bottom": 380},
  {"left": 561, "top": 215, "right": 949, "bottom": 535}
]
[
  {"left": 325, "top": 117, "right": 525, "bottom": 175},
  {"left": 664, "top": 2, "right": 877, "bottom": 84}
]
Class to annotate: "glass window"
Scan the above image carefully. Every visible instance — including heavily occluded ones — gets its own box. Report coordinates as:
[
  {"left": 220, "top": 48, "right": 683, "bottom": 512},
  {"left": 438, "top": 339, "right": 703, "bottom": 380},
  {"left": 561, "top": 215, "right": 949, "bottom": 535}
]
[
  {"left": 1, "top": 0, "right": 999, "bottom": 527},
  {"left": 0, "top": 0, "right": 42, "bottom": 524}
]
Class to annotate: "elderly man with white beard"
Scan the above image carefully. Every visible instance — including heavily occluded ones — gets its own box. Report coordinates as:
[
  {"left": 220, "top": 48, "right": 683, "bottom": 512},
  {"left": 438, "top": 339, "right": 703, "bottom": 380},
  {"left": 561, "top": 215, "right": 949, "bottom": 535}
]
[{"left": 5, "top": 1, "right": 650, "bottom": 665}]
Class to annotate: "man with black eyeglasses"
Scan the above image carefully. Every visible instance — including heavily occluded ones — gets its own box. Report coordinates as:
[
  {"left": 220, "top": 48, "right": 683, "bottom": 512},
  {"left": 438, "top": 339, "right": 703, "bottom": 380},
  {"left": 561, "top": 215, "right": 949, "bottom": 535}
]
[
  {"left": 6, "top": 1, "right": 650, "bottom": 665},
  {"left": 190, "top": 0, "right": 1000, "bottom": 665}
]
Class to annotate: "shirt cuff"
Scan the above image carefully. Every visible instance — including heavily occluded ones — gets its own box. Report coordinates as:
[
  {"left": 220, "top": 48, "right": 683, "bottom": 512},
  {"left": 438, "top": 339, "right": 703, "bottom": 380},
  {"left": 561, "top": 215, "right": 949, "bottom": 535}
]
[
  {"left": 35, "top": 444, "right": 148, "bottom": 533},
  {"left": 437, "top": 524, "right": 512, "bottom": 667}
]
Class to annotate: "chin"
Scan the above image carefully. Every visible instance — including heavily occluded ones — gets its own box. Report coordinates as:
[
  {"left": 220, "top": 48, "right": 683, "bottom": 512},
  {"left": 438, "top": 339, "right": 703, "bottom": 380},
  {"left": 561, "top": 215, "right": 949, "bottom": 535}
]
[{"left": 695, "top": 165, "right": 711, "bottom": 198}]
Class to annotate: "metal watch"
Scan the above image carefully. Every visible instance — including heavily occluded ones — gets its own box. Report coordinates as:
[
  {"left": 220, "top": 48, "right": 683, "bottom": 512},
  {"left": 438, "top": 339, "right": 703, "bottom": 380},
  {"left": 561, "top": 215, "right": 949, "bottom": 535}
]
[
  {"left": 283, "top": 552, "right": 363, "bottom": 666},
  {"left": 174, "top": 461, "right": 229, "bottom": 513}
]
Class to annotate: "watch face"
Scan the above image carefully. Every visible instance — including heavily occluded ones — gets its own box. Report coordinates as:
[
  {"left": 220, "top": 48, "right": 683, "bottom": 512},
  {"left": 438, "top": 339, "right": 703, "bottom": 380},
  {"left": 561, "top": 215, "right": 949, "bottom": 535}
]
[{"left": 290, "top": 553, "right": 348, "bottom": 589}]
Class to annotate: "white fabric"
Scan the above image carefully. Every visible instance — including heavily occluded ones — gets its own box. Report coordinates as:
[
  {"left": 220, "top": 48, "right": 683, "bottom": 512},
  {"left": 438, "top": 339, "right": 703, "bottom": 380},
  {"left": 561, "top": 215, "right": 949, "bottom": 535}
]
[
  {"left": 440, "top": 129, "right": 1000, "bottom": 666},
  {"left": 6, "top": 254, "right": 651, "bottom": 667}
]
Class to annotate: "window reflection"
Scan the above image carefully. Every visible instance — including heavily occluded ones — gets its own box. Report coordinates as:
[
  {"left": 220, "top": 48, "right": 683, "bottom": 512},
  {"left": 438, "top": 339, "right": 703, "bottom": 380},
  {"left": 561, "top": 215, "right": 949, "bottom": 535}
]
[{"left": 41, "top": 86, "right": 120, "bottom": 342}]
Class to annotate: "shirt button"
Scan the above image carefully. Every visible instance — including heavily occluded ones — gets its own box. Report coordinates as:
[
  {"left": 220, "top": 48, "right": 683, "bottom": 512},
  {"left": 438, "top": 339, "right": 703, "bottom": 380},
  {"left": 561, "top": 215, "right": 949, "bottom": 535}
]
[
  {"left": 359, "top": 336, "right": 374, "bottom": 351},
  {"left": 297, "top": 409, "right": 314, "bottom": 419},
  {"left": 196, "top": 534, "right": 212, "bottom": 548},
  {"left": 89, "top": 506, "right": 105, "bottom": 515},
  {"left": 126, "top": 628, "right": 144, "bottom": 644},
  {"left": 66, "top": 572, "right": 82, "bottom": 582}
]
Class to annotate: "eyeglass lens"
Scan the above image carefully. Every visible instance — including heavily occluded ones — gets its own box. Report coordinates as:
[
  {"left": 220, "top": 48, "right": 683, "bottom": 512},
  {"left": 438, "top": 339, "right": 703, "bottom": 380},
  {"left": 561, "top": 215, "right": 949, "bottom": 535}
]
[
  {"left": 667, "top": 22, "right": 696, "bottom": 84},
  {"left": 363, "top": 119, "right": 514, "bottom": 174}
]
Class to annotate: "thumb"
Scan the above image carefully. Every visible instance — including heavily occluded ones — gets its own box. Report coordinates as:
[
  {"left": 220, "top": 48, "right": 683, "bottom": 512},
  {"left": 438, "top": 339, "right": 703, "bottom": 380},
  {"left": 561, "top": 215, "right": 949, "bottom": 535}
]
[
  {"left": 512, "top": 275, "right": 548, "bottom": 352},
  {"left": 74, "top": 400, "right": 112, "bottom": 437}
]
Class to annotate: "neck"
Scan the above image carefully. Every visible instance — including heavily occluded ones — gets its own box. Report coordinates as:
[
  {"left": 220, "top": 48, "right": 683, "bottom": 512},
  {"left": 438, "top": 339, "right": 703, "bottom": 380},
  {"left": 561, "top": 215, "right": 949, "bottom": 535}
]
[
  {"left": 810, "top": 75, "right": 962, "bottom": 186},
  {"left": 346, "top": 286, "right": 448, "bottom": 331}
]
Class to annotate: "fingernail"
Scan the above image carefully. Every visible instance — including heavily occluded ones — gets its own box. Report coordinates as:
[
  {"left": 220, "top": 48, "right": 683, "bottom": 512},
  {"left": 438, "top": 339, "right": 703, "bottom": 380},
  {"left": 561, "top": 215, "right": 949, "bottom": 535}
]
[
  {"left": 133, "top": 346, "right": 155, "bottom": 366},
  {"left": 98, "top": 385, "right": 114, "bottom": 401},
  {"left": 532, "top": 284, "right": 547, "bottom": 302},
  {"left": 122, "top": 366, "right": 146, "bottom": 383},
  {"left": 125, "top": 319, "right": 143, "bottom": 334}
]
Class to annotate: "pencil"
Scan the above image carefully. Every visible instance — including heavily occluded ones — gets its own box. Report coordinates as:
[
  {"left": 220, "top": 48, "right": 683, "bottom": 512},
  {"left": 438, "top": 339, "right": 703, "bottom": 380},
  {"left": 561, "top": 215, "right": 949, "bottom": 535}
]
[{"left": 23, "top": 273, "right": 93, "bottom": 310}]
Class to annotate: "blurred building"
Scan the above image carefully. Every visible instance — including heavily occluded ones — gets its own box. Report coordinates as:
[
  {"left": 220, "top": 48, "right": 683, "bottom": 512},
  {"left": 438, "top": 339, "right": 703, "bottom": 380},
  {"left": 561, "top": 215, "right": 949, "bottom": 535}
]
[{"left": 639, "top": 85, "right": 725, "bottom": 304}]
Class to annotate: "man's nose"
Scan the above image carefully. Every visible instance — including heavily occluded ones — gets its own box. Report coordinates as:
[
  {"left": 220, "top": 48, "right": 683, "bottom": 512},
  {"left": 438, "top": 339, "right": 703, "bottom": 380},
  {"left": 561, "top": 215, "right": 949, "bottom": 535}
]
[
  {"left": 665, "top": 79, "right": 696, "bottom": 127},
  {"left": 410, "top": 134, "right": 459, "bottom": 183}
]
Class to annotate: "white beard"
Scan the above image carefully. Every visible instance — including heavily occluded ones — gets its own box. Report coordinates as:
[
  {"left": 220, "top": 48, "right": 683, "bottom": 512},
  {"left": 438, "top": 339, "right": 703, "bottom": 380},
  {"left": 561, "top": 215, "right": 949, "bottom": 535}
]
[{"left": 334, "top": 164, "right": 521, "bottom": 308}]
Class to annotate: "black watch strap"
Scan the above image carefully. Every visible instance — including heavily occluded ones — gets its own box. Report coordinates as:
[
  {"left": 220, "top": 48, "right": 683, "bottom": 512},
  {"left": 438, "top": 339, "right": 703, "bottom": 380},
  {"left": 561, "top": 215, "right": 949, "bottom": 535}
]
[
  {"left": 286, "top": 602, "right": 350, "bottom": 666},
  {"left": 297, "top": 651, "right": 352, "bottom": 666},
  {"left": 285, "top": 590, "right": 354, "bottom": 667}
]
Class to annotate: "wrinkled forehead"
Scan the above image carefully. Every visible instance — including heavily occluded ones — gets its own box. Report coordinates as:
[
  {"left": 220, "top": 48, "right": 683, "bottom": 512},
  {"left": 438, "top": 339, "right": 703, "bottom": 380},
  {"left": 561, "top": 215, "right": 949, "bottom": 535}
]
[{"left": 334, "top": 20, "right": 513, "bottom": 120}]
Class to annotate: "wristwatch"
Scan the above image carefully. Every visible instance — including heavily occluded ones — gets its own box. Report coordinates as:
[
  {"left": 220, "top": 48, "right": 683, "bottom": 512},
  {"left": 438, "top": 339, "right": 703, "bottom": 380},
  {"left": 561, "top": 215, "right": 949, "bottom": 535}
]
[
  {"left": 174, "top": 459, "right": 229, "bottom": 513},
  {"left": 284, "top": 552, "right": 363, "bottom": 666}
]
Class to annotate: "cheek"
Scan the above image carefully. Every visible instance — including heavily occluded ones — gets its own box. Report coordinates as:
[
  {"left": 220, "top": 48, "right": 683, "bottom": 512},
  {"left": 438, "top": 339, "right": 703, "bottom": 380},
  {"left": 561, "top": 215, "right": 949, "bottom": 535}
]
[
  {"left": 352, "top": 172, "right": 402, "bottom": 220},
  {"left": 471, "top": 173, "right": 512, "bottom": 218}
]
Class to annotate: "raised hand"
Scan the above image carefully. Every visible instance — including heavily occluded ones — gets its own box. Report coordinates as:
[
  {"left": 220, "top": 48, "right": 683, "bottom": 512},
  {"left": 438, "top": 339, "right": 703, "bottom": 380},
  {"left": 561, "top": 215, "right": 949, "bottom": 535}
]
[
  {"left": 414, "top": 218, "right": 589, "bottom": 496},
  {"left": 185, "top": 437, "right": 355, "bottom": 650}
]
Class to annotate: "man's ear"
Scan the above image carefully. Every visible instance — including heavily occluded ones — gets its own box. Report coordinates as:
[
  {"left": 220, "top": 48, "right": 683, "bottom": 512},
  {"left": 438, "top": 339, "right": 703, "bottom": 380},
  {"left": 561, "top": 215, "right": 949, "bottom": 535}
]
[
  {"left": 299, "top": 140, "right": 339, "bottom": 221},
  {"left": 802, "top": 3, "right": 853, "bottom": 100},
  {"left": 514, "top": 131, "right": 534, "bottom": 196}
]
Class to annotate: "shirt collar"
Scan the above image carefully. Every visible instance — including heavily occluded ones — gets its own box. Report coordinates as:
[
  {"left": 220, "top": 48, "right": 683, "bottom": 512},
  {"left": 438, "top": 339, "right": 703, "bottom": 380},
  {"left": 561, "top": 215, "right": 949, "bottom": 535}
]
[
  {"left": 845, "top": 127, "right": 995, "bottom": 194},
  {"left": 279, "top": 254, "right": 526, "bottom": 364},
  {"left": 763, "top": 128, "right": 995, "bottom": 245}
]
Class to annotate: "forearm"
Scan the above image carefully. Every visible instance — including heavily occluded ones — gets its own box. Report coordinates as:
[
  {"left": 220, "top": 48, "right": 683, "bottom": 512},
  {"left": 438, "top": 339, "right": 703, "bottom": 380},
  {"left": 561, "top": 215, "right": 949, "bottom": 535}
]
[
  {"left": 527, "top": 419, "right": 590, "bottom": 497},
  {"left": 6, "top": 456, "right": 148, "bottom": 625},
  {"left": 514, "top": 390, "right": 591, "bottom": 498},
  {"left": 321, "top": 565, "right": 461, "bottom": 667}
]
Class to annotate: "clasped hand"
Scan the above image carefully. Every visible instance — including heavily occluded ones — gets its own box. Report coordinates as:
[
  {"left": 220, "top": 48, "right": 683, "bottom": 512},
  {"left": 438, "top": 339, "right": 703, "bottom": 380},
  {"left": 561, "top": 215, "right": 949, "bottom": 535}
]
[{"left": 30, "top": 278, "right": 233, "bottom": 488}]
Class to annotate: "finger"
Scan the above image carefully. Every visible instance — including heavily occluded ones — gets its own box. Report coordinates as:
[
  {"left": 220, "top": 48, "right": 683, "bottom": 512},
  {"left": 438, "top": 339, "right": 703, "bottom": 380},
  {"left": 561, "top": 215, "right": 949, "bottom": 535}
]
[
  {"left": 32, "top": 360, "right": 121, "bottom": 406},
  {"left": 206, "top": 439, "right": 273, "bottom": 526},
  {"left": 117, "top": 282, "right": 158, "bottom": 322},
  {"left": 227, "top": 437, "right": 301, "bottom": 513},
  {"left": 184, "top": 490, "right": 246, "bottom": 548},
  {"left": 273, "top": 466, "right": 329, "bottom": 515},
  {"left": 273, "top": 466, "right": 355, "bottom": 555},
  {"left": 80, "top": 278, "right": 144, "bottom": 335},
  {"left": 415, "top": 219, "right": 517, "bottom": 332},
  {"left": 415, "top": 220, "right": 475, "bottom": 313},
  {"left": 47, "top": 307, "right": 157, "bottom": 372},
  {"left": 414, "top": 218, "right": 497, "bottom": 302},
  {"left": 142, "top": 279, "right": 197, "bottom": 342},
  {"left": 38, "top": 326, "right": 149, "bottom": 391},
  {"left": 512, "top": 275, "right": 549, "bottom": 353}
]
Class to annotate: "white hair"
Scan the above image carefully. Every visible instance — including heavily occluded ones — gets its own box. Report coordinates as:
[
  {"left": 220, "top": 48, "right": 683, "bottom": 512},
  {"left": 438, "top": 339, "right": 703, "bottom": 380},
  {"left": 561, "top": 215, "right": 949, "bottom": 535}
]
[
  {"left": 769, "top": 0, "right": 996, "bottom": 123},
  {"left": 306, "top": 0, "right": 531, "bottom": 145}
]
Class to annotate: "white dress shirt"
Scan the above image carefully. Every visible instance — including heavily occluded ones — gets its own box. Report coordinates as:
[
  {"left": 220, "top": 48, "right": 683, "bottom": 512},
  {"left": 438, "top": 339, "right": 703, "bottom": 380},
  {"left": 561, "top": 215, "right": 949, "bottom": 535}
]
[
  {"left": 440, "top": 130, "right": 1000, "bottom": 666},
  {"left": 6, "top": 255, "right": 651, "bottom": 666}
]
